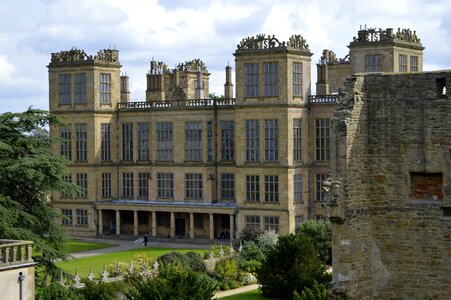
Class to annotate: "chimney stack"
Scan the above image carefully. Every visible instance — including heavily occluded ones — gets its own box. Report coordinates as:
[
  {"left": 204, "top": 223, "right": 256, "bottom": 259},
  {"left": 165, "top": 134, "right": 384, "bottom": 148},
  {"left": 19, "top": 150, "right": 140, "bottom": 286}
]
[{"left": 224, "top": 65, "right": 233, "bottom": 99}]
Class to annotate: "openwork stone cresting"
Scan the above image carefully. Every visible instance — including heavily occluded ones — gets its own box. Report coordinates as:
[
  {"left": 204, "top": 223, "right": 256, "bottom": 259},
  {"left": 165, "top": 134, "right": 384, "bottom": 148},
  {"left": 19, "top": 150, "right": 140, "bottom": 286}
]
[
  {"left": 236, "top": 34, "right": 309, "bottom": 50},
  {"left": 51, "top": 48, "right": 119, "bottom": 64},
  {"left": 351, "top": 27, "right": 421, "bottom": 44}
]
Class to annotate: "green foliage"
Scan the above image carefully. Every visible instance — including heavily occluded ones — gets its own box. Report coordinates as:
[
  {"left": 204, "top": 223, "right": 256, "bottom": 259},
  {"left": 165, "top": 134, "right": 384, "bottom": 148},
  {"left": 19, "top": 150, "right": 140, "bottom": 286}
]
[
  {"left": 296, "top": 220, "right": 332, "bottom": 264},
  {"left": 185, "top": 251, "right": 207, "bottom": 273},
  {"left": 239, "top": 226, "right": 264, "bottom": 243},
  {"left": 0, "top": 108, "right": 73, "bottom": 279},
  {"left": 293, "top": 280, "right": 328, "bottom": 300},
  {"left": 257, "top": 234, "right": 327, "bottom": 300},
  {"left": 35, "top": 282, "right": 80, "bottom": 300},
  {"left": 78, "top": 280, "right": 125, "bottom": 300},
  {"left": 238, "top": 241, "right": 265, "bottom": 273},
  {"left": 206, "top": 244, "right": 232, "bottom": 258},
  {"left": 214, "top": 257, "right": 240, "bottom": 290},
  {"left": 126, "top": 264, "right": 217, "bottom": 300},
  {"left": 256, "top": 230, "right": 279, "bottom": 256}
]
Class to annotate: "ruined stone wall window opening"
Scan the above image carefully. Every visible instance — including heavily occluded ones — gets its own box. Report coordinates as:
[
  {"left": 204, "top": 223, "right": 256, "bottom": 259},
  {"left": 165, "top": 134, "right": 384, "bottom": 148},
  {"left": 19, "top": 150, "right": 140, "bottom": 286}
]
[
  {"left": 436, "top": 78, "right": 446, "bottom": 97},
  {"left": 102, "top": 172, "right": 112, "bottom": 198},
  {"left": 399, "top": 54, "right": 407, "bottom": 73},
  {"left": 245, "top": 120, "right": 260, "bottom": 162},
  {"left": 410, "top": 172, "right": 443, "bottom": 200},
  {"left": 122, "top": 123, "right": 133, "bottom": 161},
  {"left": 122, "top": 172, "right": 134, "bottom": 197},
  {"left": 245, "top": 63, "right": 259, "bottom": 97}
]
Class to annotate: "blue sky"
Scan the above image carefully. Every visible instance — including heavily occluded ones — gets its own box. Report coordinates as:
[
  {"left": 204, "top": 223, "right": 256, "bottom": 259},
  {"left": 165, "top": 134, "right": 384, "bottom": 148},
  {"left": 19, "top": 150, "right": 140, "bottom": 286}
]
[{"left": 0, "top": 0, "right": 450, "bottom": 113}]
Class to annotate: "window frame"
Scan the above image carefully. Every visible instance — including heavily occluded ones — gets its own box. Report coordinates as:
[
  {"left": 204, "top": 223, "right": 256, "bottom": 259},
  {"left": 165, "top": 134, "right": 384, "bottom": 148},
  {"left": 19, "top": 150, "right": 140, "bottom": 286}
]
[
  {"left": 100, "top": 73, "right": 111, "bottom": 104},
  {"left": 264, "top": 175, "right": 279, "bottom": 202},
  {"left": 156, "top": 122, "right": 173, "bottom": 161},
  {"left": 157, "top": 173, "right": 174, "bottom": 199},
  {"left": 263, "top": 62, "right": 278, "bottom": 96},
  {"left": 264, "top": 119, "right": 278, "bottom": 161},
  {"left": 245, "top": 63, "right": 259, "bottom": 97},
  {"left": 245, "top": 120, "right": 260, "bottom": 162},
  {"left": 185, "top": 121, "right": 202, "bottom": 161}
]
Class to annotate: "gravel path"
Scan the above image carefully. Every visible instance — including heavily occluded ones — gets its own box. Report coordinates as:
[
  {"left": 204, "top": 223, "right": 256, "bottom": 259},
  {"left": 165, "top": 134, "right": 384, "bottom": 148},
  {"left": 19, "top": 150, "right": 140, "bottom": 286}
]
[{"left": 215, "top": 284, "right": 260, "bottom": 298}]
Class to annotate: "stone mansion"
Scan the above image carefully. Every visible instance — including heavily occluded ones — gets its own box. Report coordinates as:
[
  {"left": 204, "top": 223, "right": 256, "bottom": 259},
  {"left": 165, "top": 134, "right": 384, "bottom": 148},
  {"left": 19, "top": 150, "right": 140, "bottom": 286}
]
[{"left": 49, "top": 27, "right": 424, "bottom": 239}]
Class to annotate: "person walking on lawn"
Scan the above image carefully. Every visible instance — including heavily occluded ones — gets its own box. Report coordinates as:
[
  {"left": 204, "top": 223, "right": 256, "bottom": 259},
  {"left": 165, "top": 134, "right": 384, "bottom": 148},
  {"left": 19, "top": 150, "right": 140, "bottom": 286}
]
[{"left": 144, "top": 234, "right": 148, "bottom": 246}]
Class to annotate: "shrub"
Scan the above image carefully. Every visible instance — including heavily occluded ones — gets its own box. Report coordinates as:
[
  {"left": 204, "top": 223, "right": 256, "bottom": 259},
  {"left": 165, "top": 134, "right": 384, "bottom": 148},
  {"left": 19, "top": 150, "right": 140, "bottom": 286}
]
[
  {"left": 185, "top": 251, "right": 207, "bottom": 273},
  {"left": 78, "top": 280, "right": 125, "bottom": 300},
  {"left": 241, "top": 273, "right": 258, "bottom": 285},
  {"left": 36, "top": 282, "right": 80, "bottom": 300},
  {"left": 214, "top": 257, "right": 240, "bottom": 290},
  {"left": 293, "top": 280, "right": 328, "bottom": 300},
  {"left": 238, "top": 241, "right": 265, "bottom": 273},
  {"left": 256, "top": 230, "right": 279, "bottom": 256},
  {"left": 257, "top": 234, "right": 327, "bottom": 300},
  {"left": 296, "top": 220, "right": 332, "bottom": 264},
  {"left": 157, "top": 251, "right": 191, "bottom": 269},
  {"left": 126, "top": 264, "right": 217, "bottom": 300},
  {"left": 205, "top": 244, "right": 232, "bottom": 259},
  {"left": 107, "top": 261, "right": 129, "bottom": 277},
  {"left": 239, "top": 226, "right": 264, "bottom": 243}
]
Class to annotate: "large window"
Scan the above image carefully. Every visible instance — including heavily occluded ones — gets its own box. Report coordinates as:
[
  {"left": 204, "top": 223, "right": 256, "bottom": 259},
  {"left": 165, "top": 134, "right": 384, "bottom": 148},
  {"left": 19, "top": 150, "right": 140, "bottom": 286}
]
[
  {"left": 185, "top": 173, "right": 203, "bottom": 199},
  {"left": 102, "top": 173, "right": 111, "bottom": 198},
  {"left": 294, "top": 174, "right": 302, "bottom": 203},
  {"left": 75, "top": 123, "right": 87, "bottom": 162},
  {"left": 365, "top": 55, "right": 382, "bottom": 72},
  {"left": 264, "top": 216, "right": 279, "bottom": 232},
  {"left": 263, "top": 62, "right": 278, "bottom": 96},
  {"left": 293, "top": 62, "right": 303, "bottom": 97},
  {"left": 245, "top": 120, "right": 259, "bottom": 162},
  {"left": 295, "top": 215, "right": 304, "bottom": 227},
  {"left": 61, "top": 209, "right": 72, "bottom": 225},
  {"left": 315, "top": 119, "right": 330, "bottom": 161},
  {"left": 399, "top": 54, "right": 407, "bottom": 73},
  {"left": 59, "top": 74, "right": 71, "bottom": 105},
  {"left": 122, "top": 123, "right": 133, "bottom": 161},
  {"left": 76, "top": 209, "right": 88, "bottom": 226},
  {"left": 157, "top": 173, "right": 173, "bottom": 198},
  {"left": 138, "top": 172, "right": 150, "bottom": 198},
  {"left": 221, "top": 173, "right": 235, "bottom": 200},
  {"left": 60, "top": 125, "right": 71, "bottom": 160},
  {"left": 316, "top": 174, "right": 327, "bottom": 202},
  {"left": 264, "top": 175, "right": 278, "bottom": 202},
  {"left": 61, "top": 175, "right": 72, "bottom": 198},
  {"left": 207, "top": 121, "right": 213, "bottom": 161},
  {"left": 100, "top": 73, "right": 111, "bottom": 104},
  {"left": 156, "top": 122, "right": 173, "bottom": 161},
  {"left": 265, "top": 119, "right": 278, "bottom": 161},
  {"left": 221, "top": 121, "right": 234, "bottom": 161},
  {"left": 185, "top": 122, "right": 202, "bottom": 161},
  {"left": 138, "top": 123, "right": 150, "bottom": 161},
  {"left": 245, "top": 63, "right": 259, "bottom": 97},
  {"left": 101, "top": 123, "right": 111, "bottom": 161},
  {"left": 122, "top": 172, "right": 134, "bottom": 197},
  {"left": 74, "top": 73, "right": 87, "bottom": 104},
  {"left": 293, "top": 119, "right": 302, "bottom": 161},
  {"left": 410, "top": 56, "right": 418, "bottom": 72},
  {"left": 245, "top": 215, "right": 260, "bottom": 229},
  {"left": 76, "top": 173, "right": 88, "bottom": 198},
  {"left": 246, "top": 175, "right": 260, "bottom": 202}
]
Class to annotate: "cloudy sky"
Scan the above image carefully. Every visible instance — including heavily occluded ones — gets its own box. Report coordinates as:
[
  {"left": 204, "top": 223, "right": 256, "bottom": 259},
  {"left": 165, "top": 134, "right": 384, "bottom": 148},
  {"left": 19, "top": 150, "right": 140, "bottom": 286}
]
[{"left": 0, "top": 0, "right": 450, "bottom": 113}]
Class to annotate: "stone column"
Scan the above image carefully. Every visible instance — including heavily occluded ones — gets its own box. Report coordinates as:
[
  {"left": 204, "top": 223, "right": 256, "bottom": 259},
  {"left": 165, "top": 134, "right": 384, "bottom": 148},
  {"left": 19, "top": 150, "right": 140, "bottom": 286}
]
[
  {"left": 209, "top": 213, "right": 214, "bottom": 240},
  {"left": 170, "top": 212, "right": 175, "bottom": 238},
  {"left": 133, "top": 210, "right": 138, "bottom": 236},
  {"left": 152, "top": 211, "right": 157, "bottom": 237},
  {"left": 115, "top": 210, "right": 120, "bottom": 235},
  {"left": 189, "top": 212, "right": 194, "bottom": 239},
  {"left": 229, "top": 214, "right": 234, "bottom": 239},
  {"left": 98, "top": 209, "right": 103, "bottom": 235}
]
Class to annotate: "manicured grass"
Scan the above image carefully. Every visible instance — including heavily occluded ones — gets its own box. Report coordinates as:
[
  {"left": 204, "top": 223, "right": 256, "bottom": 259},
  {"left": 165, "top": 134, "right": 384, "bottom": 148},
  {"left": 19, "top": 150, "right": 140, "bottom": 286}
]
[
  {"left": 221, "top": 289, "right": 279, "bottom": 300},
  {"left": 56, "top": 247, "right": 205, "bottom": 277},
  {"left": 65, "top": 239, "right": 117, "bottom": 253}
]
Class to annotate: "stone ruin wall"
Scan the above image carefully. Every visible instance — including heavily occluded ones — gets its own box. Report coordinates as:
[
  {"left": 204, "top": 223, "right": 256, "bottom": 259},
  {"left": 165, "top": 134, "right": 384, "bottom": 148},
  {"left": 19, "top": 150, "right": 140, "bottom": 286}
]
[{"left": 328, "top": 71, "right": 450, "bottom": 299}]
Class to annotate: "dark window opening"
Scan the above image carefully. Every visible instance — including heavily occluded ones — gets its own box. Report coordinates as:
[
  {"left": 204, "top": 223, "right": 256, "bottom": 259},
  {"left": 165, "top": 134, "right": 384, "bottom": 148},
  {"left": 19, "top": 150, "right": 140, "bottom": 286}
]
[
  {"left": 436, "top": 78, "right": 446, "bottom": 98},
  {"left": 410, "top": 172, "right": 443, "bottom": 200}
]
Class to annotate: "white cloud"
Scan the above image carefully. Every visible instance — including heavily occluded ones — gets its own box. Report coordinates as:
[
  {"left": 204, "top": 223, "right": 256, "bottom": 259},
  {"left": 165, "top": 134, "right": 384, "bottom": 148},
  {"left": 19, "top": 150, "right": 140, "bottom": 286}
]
[{"left": 0, "top": 55, "right": 15, "bottom": 81}]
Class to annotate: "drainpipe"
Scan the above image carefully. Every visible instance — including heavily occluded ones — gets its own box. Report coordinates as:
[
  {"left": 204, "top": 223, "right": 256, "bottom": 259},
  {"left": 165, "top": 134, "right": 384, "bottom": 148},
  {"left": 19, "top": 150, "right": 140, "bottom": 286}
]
[{"left": 18, "top": 272, "right": 25, "bottom": 300}]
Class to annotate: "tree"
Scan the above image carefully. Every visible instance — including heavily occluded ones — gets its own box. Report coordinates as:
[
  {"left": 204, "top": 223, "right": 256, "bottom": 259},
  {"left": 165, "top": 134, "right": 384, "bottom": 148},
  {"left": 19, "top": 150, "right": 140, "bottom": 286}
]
[
  {"left": 0, "top": 108, "right": 71, "bottom": 278},
  {"left": 256, "top": 234, "right": 328, "bottom": 300},
  {"left": 296, "top": 220, "right": 332, "bottom": 264},
  {"left": 239, "top": 226, "right": 264, "bottom": 243}
]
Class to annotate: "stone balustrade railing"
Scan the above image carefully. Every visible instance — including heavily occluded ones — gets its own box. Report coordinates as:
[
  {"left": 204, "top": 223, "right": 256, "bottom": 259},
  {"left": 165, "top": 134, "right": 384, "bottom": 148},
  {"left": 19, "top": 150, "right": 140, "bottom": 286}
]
[
  {"left": 308, "top": 94, "right": 339, "bottom": 104},
  {"left": 117, "top": 98, "right": 236, "bottom": 111},
  {"left": 0, "top": 240, "right": 34, "bottom": 268}
]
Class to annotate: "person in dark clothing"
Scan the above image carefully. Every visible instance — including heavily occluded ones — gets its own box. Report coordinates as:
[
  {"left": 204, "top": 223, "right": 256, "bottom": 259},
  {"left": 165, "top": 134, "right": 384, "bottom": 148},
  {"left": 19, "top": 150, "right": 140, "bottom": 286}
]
[{"left": 144, "top": 234, "right": 148, "bottom": 246}]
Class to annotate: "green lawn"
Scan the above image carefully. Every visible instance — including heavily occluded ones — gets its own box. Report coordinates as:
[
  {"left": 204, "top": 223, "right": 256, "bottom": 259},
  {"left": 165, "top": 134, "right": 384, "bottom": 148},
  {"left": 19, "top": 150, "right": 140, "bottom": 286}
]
[
  {"left": 65, "top": 239, "right": 117, "bottom": 253},
  {"left": 220, "top": 289, "right": 279, "bottom": 300},
  {"left": 57, "top": 247, "right": 205, "bottom": 277}
]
